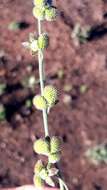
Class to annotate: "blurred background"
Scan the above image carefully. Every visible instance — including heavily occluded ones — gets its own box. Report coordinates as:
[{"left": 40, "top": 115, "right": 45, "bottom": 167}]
[{"left": 0, "top": 0, "right": 107, "bottom": 189}]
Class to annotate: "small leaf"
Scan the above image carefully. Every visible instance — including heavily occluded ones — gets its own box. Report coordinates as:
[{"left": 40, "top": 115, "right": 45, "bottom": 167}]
[
  {"left": 45, "top": 177, "right": 55, "bottom": 187},
  {"left": 33, "top": 175, "right": 44, "bottom": 188},
  {"left": 22, "top": 42, "right": 30, "bottom": 49},
  {"left": 8, "top": 22, "right": 20, "bottom": 30},
  {"left": 48, "top": 167, "right": 59, "bottom": 176},
  {"left": 39, "top": 168, "right": 48, "bottom": 180},
  {"left": 49, "top": 152, "right": 61, "bottom": 163},
  {"left": 34, "top": 160, "right": 44, "bottom": 175}
]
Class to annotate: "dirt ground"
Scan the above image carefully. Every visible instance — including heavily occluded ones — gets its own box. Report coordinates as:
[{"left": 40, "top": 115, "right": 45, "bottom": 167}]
[{"left": 0, "top": 0, "right": 107, "bottom": 189}]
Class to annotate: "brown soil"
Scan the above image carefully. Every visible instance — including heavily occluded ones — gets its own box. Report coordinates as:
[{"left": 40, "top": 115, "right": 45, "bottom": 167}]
[{"left": 0, "top": 0, "right": 107, "bottom": 189}]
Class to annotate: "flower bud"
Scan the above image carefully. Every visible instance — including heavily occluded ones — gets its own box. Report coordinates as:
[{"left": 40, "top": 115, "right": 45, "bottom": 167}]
[
  {"left": 49, "top": 153, "right": 60, "bottom": 163},
  {"left": 43, "top": 85, "right": 58, "bottom": 107},
  {"left": 34, "top": 160, "right": 44, "bottom": 174},
  {"left": 51, "top": 136, "right": 61, "bottom": 153},
  {"left": 33, "top": 7, "right": 45, "bottom": 20},
  {"left": 33, "top": 95, "right": 47, "bottom": 110},
  {"left": 45, "top": 7, "right": 58, "bottom": 21},
  {"left": 33, "top": 138, "right": 50, "bottom": 155},
  {"left": 37, "top": 33, "right": 49, "bottom": 50},
  {"left": 33, "top": 175, "right": 44, "bottom": 188},
  {"left": 34, "top": 0, "right": 47, "bottom": 7},
  {"left": 30, "top": 40, "right": 38, "bottom": 52}
]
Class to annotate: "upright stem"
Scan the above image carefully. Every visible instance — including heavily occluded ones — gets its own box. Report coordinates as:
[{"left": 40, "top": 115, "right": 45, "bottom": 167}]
[
  {"left": 38, "top": 19, "right": 49, "bottom": 137},
  {"left": 38, "top": 50, "right": 44, "bottom": 94},
  {"left": 38, "top": 19, "right": 42, "bottom": 35}
]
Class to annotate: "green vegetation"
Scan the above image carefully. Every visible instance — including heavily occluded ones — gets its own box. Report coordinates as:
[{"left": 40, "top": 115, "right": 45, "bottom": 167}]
[
  {"left": 23, "top": 0, "right": 68, "bottom": 189},
  {"left": 0, "top": 104, "right": 6, "bottom": 121},
  {"left": 86, "top": 143, "right": 107, "bottom": 165},
  {"left": 72, "top": 23, "right": 91, "bottom": 45}
]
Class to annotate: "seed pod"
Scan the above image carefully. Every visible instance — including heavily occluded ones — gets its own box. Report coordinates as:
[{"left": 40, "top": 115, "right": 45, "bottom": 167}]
[
  {"left": 33, "top": 95, "right": 47, "bottom": 110},
  {"left": 33, "top": 175, "right": 44, "bottom": 188},
  {"left": 33, "top": 138, "right": 50, "bottom": 155},
  {"left": 49, "top": 153, "right": 60, "bottom": 163},
  {"left": 33, "top": 7, "right": 45, "bottom": 20},
  {"left": 45, "top": 7, "right": 58, "bottom": 21},
  {"left": 34, "top": 160, "right": 44, "bottom": 174},
  {"left": 34, "top": 0, "right": 47, "bottom": 7},
  {"left": 51, "top": 136, "right": 61, "bottom": 153},
  {"left": 37, "top": 33, "right": 49, "bottom": 50},
  {"left": 43, "top": 85, "right": 58, "bottom": 107},
  {"left": 30, "top": 40, "right": 38, "bottom": 52}
]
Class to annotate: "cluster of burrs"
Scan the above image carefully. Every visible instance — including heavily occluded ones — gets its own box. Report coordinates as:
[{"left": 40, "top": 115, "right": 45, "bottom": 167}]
[
  {"left": 23, "top": 32, "right": 49, "bottom": 54},
  {"left": 33, "top": 0, "right": 58, "bottom": 21},
  {"left": 33, "top": 85, "right": 58, "bottom": 111},
  {"left": 23, "top": 0, "right": 58, "bottom": 54},
  {"left": 33, "top": 85, "right": 61, "bottom": 188},
  {"left": 33, "top": 136, "right": 61, "bottom": 187},
  {"left": 23, "top": 0, "right": 68, "bottom": 189}
]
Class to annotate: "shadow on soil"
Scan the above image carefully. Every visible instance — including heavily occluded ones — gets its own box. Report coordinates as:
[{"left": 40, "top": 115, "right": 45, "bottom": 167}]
[{"left": 88, "top": 23, "right": 107, "bottom": 41}]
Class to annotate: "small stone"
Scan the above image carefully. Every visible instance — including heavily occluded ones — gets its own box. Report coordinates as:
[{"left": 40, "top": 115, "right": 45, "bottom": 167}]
[
  {"left": 63, "top": 84, "right": 72, "bottom": 92},
  {"left": 62, "top": 94, "right": 72, "bottom": 105}
]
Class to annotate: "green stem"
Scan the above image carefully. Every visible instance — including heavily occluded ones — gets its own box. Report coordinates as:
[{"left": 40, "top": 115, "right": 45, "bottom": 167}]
[
  {"left": 38, "top": 50, "right": 44, "bottom": 94},
  {"left": 38, "top": 19, "right": 49, "bottom": 137},
  {"left": 38, "top": 19, "right": 42, "bottom": 35}
]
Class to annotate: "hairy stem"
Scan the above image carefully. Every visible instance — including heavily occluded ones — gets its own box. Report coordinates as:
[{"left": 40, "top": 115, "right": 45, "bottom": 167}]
[{"left": 38, "top": 19, "right": 49, "bottom": 137}]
